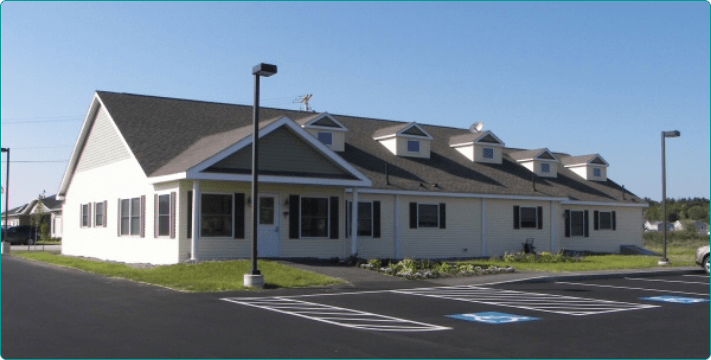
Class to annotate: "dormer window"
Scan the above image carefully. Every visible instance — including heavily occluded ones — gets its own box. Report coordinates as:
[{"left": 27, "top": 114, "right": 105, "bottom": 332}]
[
  {"left": 297, "top": 113, "right": 348, "bottom": 152},
  {"left": 449, "top": 131, "right": 505, "bottom": 164},
  {"left": 407, "top": 140, "right": 420, "bottom": 152},
  {"left": 483, "top": 148, "right": 494, "bottom": 159},
  {"left": 373, "top": 122, "right": 433, "bottom": 159},
  {"left": 509, "top": 148, "right": 559, "bottom": 178},
  {"left": 561, "top": 154, "right": 609, "bottom": 181},
  {"left": 317, "top": 132, "right": 333, "bottom": 146}
]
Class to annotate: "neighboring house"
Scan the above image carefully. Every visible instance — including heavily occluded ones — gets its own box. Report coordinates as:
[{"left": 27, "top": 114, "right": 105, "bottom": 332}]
[
  {"left": 57, "top": 91, "right": 647, "bottom": 265},
  {"left": 1, "top": 194, "right": 63, "bottom": 238},
  {"left": 644, "top": 220, "right": 675, "bottom": 232},
  {"left": 671, "top": 220, "right": 709, "bottom": 235}
]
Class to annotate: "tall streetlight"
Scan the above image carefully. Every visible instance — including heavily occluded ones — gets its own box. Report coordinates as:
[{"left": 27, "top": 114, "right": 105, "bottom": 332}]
[
  {"left": 658, "top": 130, "right": 680, "bottom": 266},
  {"left": 244, "top": 63, "right": 277, "bottom": 288},
  {"left": 1, "top": 148, "right": 9, "bottom": 243}
]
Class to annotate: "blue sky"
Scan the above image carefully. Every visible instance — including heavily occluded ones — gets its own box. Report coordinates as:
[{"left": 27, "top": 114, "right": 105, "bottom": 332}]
[{"left": 1, "top": 1, "right": 709, "bottom": 211}]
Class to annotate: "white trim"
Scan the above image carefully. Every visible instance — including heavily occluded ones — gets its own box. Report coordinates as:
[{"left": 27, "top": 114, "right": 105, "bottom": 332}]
[
  {"left": 561, "top": 200, "right": 648, "bottom": 208},
  {"left": 300, "top": 113, "right": 349, "bottom": 132},
  {"left": 345, "top": 188, "right": 567, "bottom": 202},
  {"left": 406, "top": 140, "right": 420, "bottom": 153},
  {"left": 563, "top": 154, "right": 610, "bottom": 168},
  {"left": 449, "top": 141, "right": 505, "bottom": 148},
  {"left": 372, "top": 122, "right": 435, "bottom": 141},
  {"left": 186, "top": 117, "right": 371, "bottom": 187},
  {"left": 148, "top": 173, "right": 187, "bottom": 184},
  {"left": 190, "top": 173, "right": 370, "bottom": 187},
  {"left": 119, "top": 197, "right": 142, "bottom": 237}
]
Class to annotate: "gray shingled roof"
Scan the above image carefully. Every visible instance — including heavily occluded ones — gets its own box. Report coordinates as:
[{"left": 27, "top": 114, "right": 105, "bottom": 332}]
[
  {"left": 448, "top": 131, "right": 493, "bottom": 146},
  {"left": 560, "top": 154, "right": 602, "bottom": 166},
  {"left": 371, "top": 122, "right": 412, "bottom": 139},
  {"left": 95, "top": 91, "right": 641, "bottom": 204},
  {"left": 508, "top": 149, "right": 558, "bottom": 162}
]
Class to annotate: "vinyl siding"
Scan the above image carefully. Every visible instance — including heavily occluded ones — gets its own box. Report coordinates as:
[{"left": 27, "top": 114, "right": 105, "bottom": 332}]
[
  {"left": 62, "top": 158, "right": 180, "bottom": 265},
  {"left": 350, "top": 194, "right": 397, "bottom": 259},
  {"left": 398, "top": 196, "right": 482, "bottom": 259},
  {"left": 396, "top": 137, "right": 431, "bottom": 159},
  {"left": 75, "top": 106, "right": 131, "bottom": 173},
  {"left": 473, "top": 145, "right": 502, "bottom": 164},
  {"left": 208, "top": 127, "right": 346, "bottom": 176},
  {"left": 485, "top": 199, "right": 552, "bottom": 256},
  {"left": 560, "top": 205, "right": 643, "bottom": 253}
]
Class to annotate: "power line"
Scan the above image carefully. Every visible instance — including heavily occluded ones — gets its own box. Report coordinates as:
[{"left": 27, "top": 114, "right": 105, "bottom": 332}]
[
  {"left": 1, "top": 115, "right": 82, "bottom": 121},
  {"left": 8, "top": 146, "right": 73, "bottom": 150},
  {"left": 1, "top": 119, "right": 82, "bottom": 124},
  {"left": 1, "top": 160, "right": 69, "bottom": 163}
]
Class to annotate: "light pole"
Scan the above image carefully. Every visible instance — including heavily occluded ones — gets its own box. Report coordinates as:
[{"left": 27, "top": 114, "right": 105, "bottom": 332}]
[
  {"left": 1, "top": 148, "right": 9, "bottom": 243},
  {"left": 244, "top": 63, "right": 277, "bottom": 288},
  {"left": 659, "top": 130, "right": 680, "bottom": 266}
]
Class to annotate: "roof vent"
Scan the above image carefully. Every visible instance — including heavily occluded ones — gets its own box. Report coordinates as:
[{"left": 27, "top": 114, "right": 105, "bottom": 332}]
[{"left": 469, "top": 122, "right": 484, "bottom": 133}]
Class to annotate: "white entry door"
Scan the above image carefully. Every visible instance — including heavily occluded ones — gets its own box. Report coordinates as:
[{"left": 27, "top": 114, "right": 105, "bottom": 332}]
[{"left": 258, "top": 194, "right": 281, "bottom": 257}]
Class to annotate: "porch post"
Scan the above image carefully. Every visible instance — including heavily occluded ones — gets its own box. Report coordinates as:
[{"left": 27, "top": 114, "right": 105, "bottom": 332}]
[
  {"left": 351, "top": 188, "right": 359, "bottom": 256},
  {"left": 191, "top": 180, "right": 200, "bottom": 261}
]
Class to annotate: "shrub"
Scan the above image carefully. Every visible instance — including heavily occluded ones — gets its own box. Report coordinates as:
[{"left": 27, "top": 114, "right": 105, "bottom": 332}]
[{"left": 367, "top": 258, "right": 382, "bottom": 269}]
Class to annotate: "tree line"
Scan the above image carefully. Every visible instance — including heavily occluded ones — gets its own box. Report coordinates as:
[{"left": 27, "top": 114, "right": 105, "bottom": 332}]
[{"left": 643, "top": 197, "right": 710, "bottom": 224}]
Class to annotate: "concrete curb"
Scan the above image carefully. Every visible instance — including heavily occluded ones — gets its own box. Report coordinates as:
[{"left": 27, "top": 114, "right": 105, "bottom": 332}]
[{"left": 500, "top": 267, "right": 703, "bottom": 285}]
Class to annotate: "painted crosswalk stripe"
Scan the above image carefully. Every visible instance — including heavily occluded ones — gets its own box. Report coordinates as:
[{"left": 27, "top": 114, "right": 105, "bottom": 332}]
[
  {"left": 393, "top": 286, "right": 658, "bottom": 316},
  {"left": 555, "top": 281, "right": 710, "bottom": 297},
  {"left": 221, "top": 297, "right": 450, "bottom": 332},
  {"left": 625, "top": 277, "right": 710, "bottom": 285}
]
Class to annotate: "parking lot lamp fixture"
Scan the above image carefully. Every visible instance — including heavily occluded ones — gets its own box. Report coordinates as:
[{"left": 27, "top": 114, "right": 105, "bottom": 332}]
[
  {"left": 659, "top": 130, "right": 680, "bottom": 266},
  {"left": 244, "top": 63, "right": 277, "bottom": 289}
]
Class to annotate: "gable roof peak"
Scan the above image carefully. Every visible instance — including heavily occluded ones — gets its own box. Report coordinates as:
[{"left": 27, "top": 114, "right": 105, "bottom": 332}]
[{"left": 372, "top": 122, "right": 434, "bottom": 140}]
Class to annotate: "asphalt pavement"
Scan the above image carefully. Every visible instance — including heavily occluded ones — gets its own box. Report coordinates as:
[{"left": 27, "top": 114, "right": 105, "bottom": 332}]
[{"left": 2, "top": 255, "right": 709, "bottom": 358}]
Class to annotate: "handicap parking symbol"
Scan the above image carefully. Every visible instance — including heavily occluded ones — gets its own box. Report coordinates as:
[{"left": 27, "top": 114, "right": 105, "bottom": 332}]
[
  {"left": 640, "top": 295, "right": 709, "bottom": 304},
  {"left": 446, "top": 312, "right": 540, "bottom": 324}
]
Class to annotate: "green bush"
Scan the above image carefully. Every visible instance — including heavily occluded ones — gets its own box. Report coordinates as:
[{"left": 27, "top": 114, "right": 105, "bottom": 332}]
[{"left": 367, "top": 258, "right": 382, "bottom": 269}]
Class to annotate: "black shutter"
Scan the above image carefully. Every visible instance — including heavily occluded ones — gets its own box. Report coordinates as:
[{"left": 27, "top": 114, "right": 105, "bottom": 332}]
[
  {"left": 537, "top": 206, "right": 543, "bottom": 229},
  {"left": 170, "top": 192, "right": 176, "bottom": 239},
  {"left": 564, "top": 210, "right": 570, "bottom": 238},
  {"left": 234, "top": 193, "right": 245, "bottom": 239},
  {"left": 612, "top": 211, "right": 616, "bottom": 231},
  {"left": 103, "top": 200, "right": 108, "bottom": 228},
  {"left": 80, "top": 204, "right": 83, "bottom": 228},
  {"left": 187, "top": 191, "right": 192, "bottom": 239},
  {"left": 88, "top": 203, "right": 92, "bottom": 228},
  {"left": 373, "top": 201, "right": 381, "bottom": 238},
  {"left": 409, "top": 202, "right": 417, "bottom": 229},
  {"left": 513, "top": 206, "right": 520, "bottom": 229},
  {"left": 330, "top": 197, "right": 339, "bottom": 239},
  {"left": 140, "top": 195, "right": 146, "bottom": 238},
  {"left": 154, "top": 194, "right": 159, "bottom": 238},
  {"left": 345, "top": 201, "right": 350, "bottom": 238},
  {"left": 439, "top": 203, "right": 446, "bottom": 229},
  {"left": 289, "top": 195, "right": 300, "bottom": 239},
  {"left": 594, "top": 211, "right": 599, "bottom": 231},
  {"left": 584, "top": 210, "right": 589, "bottom": 237}
]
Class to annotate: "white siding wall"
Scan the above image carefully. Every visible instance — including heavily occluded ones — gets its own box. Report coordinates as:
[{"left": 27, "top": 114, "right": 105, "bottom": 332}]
[
  {"left": 75, "top": 107, "right": 131, "bottom": 173},
  {"left": 398, "top": 196, "right": 482, "bottom": 259},
  {"left": 520, "top": 161, "right": 558, "bottom": 178},
  {"left": 62, "top": 158, "right": 181, "bottom": 265},
  {"left": 454, "top": 146, "right": 475, "bottom": 161},
  {"left": 473, "top": 145, "right": 503, "bottom": 164},
  {"left": 396, "top": 137, "right": 431, "bottom": 159},
  {"left": 559, "top": 205, "right": 643, "bottom": 253},
  {"left": 177, "top": 182, "right": 349, "bottom": 262},
  {"left": 349, "top": 194, "right": 397, "bottom": 259},
  {"left": 485, "top": 200, "right": 552, "bottom": 256}
]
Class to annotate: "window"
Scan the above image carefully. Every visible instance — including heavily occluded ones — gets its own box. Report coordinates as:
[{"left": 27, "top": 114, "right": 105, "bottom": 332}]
[
  {"left": 95, "top": 202, "right": 104, "bottom": 227},
  {"left": 599, "top": 211, "right": 612, "bottom": 230},
  {"left": 120, "top": 198, "right": 141, "bottom": 235},
  {"left": 259, "top": 197, "right": 275, "bottom": 225},
  {"left": 593, "top": 167, "right": 602, "bottom": 177},
  {"left": 570, "top": 211, "right": 585, "bottom": 236},
  {"left": 201, "top": 194, "right": 232, "bottom": 237},
  {"left": 82, "top": 204, "right": 89, "bottom": 227},
  {"left": 301, "top": 197, "right": 329, "bottom": 237},
  {"left": 541, "top": 163, "right": 550, "bottom": 173},
  {"left": 483, "top": 147, "right": 494, "bottom": 159},
  {"left": 407, "top": 140, "right": 420, "bottom": 152},
  {"left": 418, "top": 204, "right": 439, "bottom": 228},
  {"left": 317, "top": 132, "right": 333, "bottom": 146},
  {"left": 357, "top": 202, "right": 373, "bottom": 236},
  {"left": 519, "top": 207, "right": 537, "bottom": 228},
  {"left": 158, "top": 194, "right": 170, "bottom": 236}
]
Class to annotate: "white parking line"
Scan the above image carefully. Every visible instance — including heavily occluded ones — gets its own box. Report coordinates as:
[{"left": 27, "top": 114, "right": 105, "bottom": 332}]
[
  {"left": 393, "top": 286, "right": 658, "bottom": 316},
  {"left": 221, "top": 297, "right": 450, "bottom": 332},
  {"left": 555, "top": 281, "right": 711, "bottom": 297},
  {"left": 625, "top": 277, "right": 710, "bottom": 285},
  {"left": 683, "top": 275, "right": 710, "bottom": 279}
]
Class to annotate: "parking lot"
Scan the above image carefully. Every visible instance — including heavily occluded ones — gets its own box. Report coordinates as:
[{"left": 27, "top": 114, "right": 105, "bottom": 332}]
[{"left": 2, "top": 255, "right": 709, "bottom": 358}]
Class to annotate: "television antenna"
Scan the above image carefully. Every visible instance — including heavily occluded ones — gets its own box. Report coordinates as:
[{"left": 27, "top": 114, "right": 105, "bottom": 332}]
[{"left": 294, "top": 94, "right": 313, "bottom": 112}]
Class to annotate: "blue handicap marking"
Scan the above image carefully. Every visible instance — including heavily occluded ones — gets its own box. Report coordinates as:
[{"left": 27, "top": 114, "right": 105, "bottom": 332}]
[
  {"left": 446, "top": 311, "right": 540, "bottom": 324},
  {"left": 640, "top": 295, "right": 709, "bottom": 304}
]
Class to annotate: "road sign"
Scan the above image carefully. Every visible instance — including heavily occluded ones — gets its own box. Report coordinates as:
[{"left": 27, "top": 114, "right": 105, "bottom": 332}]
[
  {"left": 446, "top": 312, "right": 540, "bottom": 324},
  {"left": 640, "top": 295, "right": 709, "bottom": 304}
]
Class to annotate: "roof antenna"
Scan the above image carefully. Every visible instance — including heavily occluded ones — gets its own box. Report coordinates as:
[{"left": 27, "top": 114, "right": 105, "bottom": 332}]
[{"left": 294, "top": 94, "right": 313, "bottom": 112}]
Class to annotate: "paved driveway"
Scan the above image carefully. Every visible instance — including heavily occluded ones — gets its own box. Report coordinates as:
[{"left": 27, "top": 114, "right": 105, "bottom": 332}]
[{"left": 2, "top": 255, "right": 708, "bottom": 358}]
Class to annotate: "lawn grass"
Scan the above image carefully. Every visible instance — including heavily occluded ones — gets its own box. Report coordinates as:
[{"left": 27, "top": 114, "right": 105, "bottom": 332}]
[
  {"left": 11, "top": 252, "right": 344, "bottom": 292},
  {"left": 458, "top": 254, "right": 696, "bottom": 273}
]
